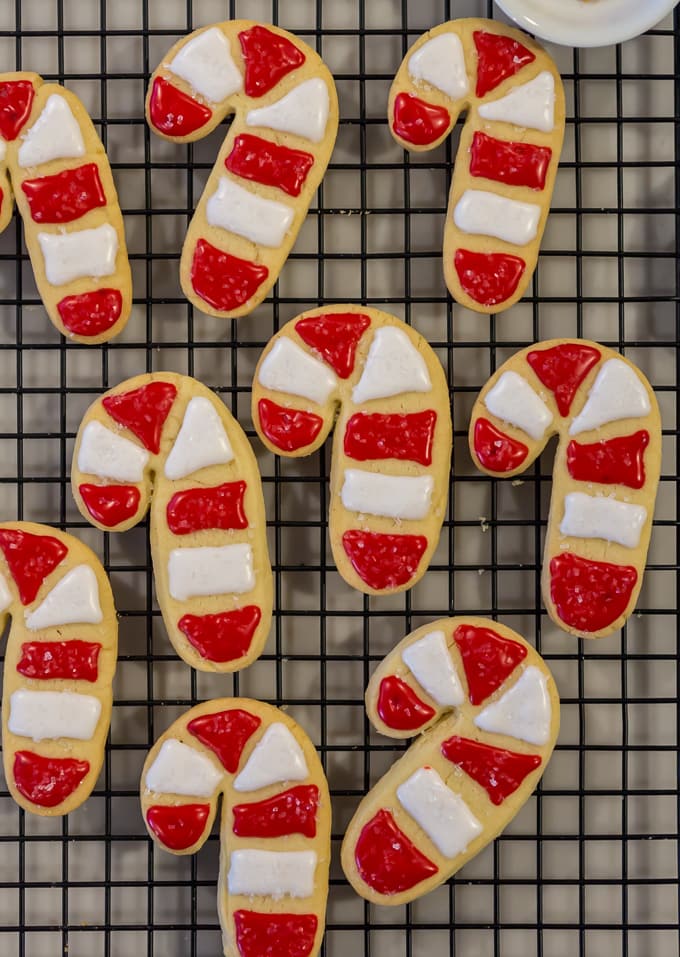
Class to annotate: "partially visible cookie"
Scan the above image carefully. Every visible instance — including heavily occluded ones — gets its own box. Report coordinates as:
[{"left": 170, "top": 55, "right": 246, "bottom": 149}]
[
  {"left": 469, "top": 340, "right": 661, "bottom": 637},
  {"left": 71, "top": 373, "right": 272, "bottom": 672},
  {"left": 0, "top": 522, "right": 117, "bottom": 815},
  {"left": 388, "top": 19, "right": 565, "bottom": 313},
  {"left": 0, "top": 72, "right": 132, "bottom": 341},
  {"left": 341, "top": 617, "right": 559, "bottom": 905},
  {"left": 251, "top": 306, "right": 452, "bottom": 595},
  {"left": 146, "top": 21, "right": 339, "bottom": 318},
  {"left": 141, "top": 698, "right": 331, "bottom": 957}
]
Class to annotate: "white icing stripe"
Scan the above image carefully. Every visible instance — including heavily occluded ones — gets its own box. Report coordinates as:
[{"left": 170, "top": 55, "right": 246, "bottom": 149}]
[
  {"left": 352, "top": 326, "right": 432, "bottom": 403},
  {"left": 0, "top": 569, "right": 12, "bottom": 613},
  {"left": 569, "top": 359, "right": 652, "bottom": 436},
  {"left": 78, "top": 419, "right": 149, "bottom": 483},
  {"left": 145, "top": 738, "right": 222, "bottom": 797},
  {"left": 206, "top": 176, "right": 295, "bottom": 248},
  {"left": 246, "top": 78, "right": 330, "bottom": 143},
  {"left": 168, "top": 26, "right": 242, "bottom": 102},
  {"left": 401, "top": 630, "right": 465, "bottom": 707},
  {"left": 0, "top": 137, "right": 6, "bottom": 164},
  {"left": 474, "top": 665, "right": 552, "bottom": 746},
  {"left": 227, "top": 850, "right": 317, "bottom": 899},
  {"left": 478, "top": 71, "right": 556, "bottom": 133},
  {"left": 167, "top": 544, "right": 254, "bottom": 601},
  {"left": 341, "top": 469, "right": 434, "bottom": 521},
  {"left": 38, "top": 224, "right": 118, "bottom": 286},
  {"left": 164, "top": 396, "right": 234, "bottom": 480},
  {"left": 484, "top": 370, "right": 553, "bottom": 441},
  {"left": 25, "top": 564, "right": 103, "bottom": 631},
  {"left": 408, "top": 33, "right": 468, "bottom": 100},
  {"left": 8, "top": 689, "right": 101, "bottom": 742},
  {"left": 18, "top": 94, "right": 86, "bottom": 168},
  {"left": 453, "top": 190, "right": 541, "bottom": 246},
  {"left": 233, "top": 722, "right": 310, "bottom": 792},
  {"left": 259, "top": 337, "right": 338, "bottom": 404},
  {"left": 560, "top": 492, "right": 647, "bottom": 549},
  {"left": 397, "top": 767, "right": 482, "bottom": 859}
]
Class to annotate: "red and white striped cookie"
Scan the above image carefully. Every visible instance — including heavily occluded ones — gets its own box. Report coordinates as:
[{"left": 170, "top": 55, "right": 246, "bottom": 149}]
[
  {"left": 341, "top": 617, "right": 559, "bottom": 905},
  {"left": 469, "top": 340, "right": 661, "bottom": 637},
  {"left": 0, "top": 522, "right": 117, "bottom": 815},
  {"left": 71, "top": 373, "right": 272, "bottom": 671},
  {"left": 251, "top": 306, "right": 452, "bottom": 595},
  {"left": 0, "top": 72, "right": 132, "bottom": 342},
  {"left": 146, "top": 21, "right": 338, "bottom": 319},
  {"left": 388, "top": 19, "right": 565, "bottom": 314},
  {"left": 141, "top": 698, "right": 330, "bottom": 957}
]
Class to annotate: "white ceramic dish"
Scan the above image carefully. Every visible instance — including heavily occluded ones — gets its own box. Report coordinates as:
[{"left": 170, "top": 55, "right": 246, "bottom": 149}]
[{"left": 495, "top": 0, "right": 678, "bottom": 47}]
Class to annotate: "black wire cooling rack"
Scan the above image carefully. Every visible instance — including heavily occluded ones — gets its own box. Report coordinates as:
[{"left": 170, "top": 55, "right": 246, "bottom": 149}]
[{"left": 0, "top": 1, "right": 679, "bottom": 955}]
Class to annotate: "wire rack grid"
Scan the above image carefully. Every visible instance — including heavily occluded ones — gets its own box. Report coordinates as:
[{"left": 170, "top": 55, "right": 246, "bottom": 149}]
[{"left": 0, "top": 0, "right": 678, "bottom": 955}]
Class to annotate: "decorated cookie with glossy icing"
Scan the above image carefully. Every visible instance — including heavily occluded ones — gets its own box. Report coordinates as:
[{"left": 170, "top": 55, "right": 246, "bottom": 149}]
[
  {"left": 0, "top": 522, "right": 117, "bottom": 815},
  {"left": 251, "top": 306, "right": 452, "bottom": 595},
  {"left": 469, "top": 340, "right": 661, "bottom": 637},
  {"left": 388, "top": 20, "right": 565, "bottom": 314},
  {"left": 341, "top": 617, "right": 559, "bottom": 905},
  {"left": 141, "top": 698, "right": 330, "bottom": 957},
  {"left": 145, "top": 21, "right": 338, "bottom": 318},
  {"left": 71, "top": 373, "right": 272, "bottom": 672},
  {"left": 0, "top": 72, "right": 132, "bottom": 342}
]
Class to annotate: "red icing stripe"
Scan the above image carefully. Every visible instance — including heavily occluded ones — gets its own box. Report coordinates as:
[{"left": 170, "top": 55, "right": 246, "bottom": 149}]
[
  {"left": 21, "top": 163, "right": 106, "bottom": 224},
  {"left": 78, "top": 484, "right": 141, "bottom": 528},
  {"left": 473, "top": 30, "right": 536, "bottom": 97},
  {"left": 166, "top": 482, "right": 248, "bottom": 535},
  {"left": 238, "top": 25, "right": 306, "bottom": 98},
  {"left": 13, "top": 751, "right": 89, "bottom": 808},
  {"left": 342, "top": 530, "right": 428, "bottom": 591},
  {"left": 233, "top": 784, "right": 319, "bottom": 839},
  {"left": 294, "top": 312, "right": 371, "bottom": 378},
  {"left": 0, "top": 80, "right": 35, "bottom": 140},
  {"left": 179, "top": 607, "right": 262, "bottom": 663},
  {"left": 187, "top": 708, "right": 261, "bottom": 773},
  {"left": 377, "top": 675, "right": 435, "bottom": 731},
  {"left": 392, "top": 92, "right": 451, "bottom": 146},
  {"left": 344, "top": 410, "right": 437, "bottom": 466},
  {"left": 441, "top": 735, "right": 542, "bottom": 806},
  {"left": 257, "top": 398, "right": 324, "bottom": 452},
  {"left": 17, "top": 640, "right": 101, "bottom": 682},
  {"left": 0, "top": 528, "right": 68, "bottom": 605},
  {"left": 234, "top": 910, "right": 318, "bottom": 957},
  {"left": 102, "top": 381, "right": 177, "bottom": 454},
  {"left": 454, "top": 249, "right": 526, "bottom": 307},
  {"left": 473, "top": 417, "right": 529, "bottom": 473},
  {"left": 469, "top": 131, "right": 552, "bottom": 191},
  {"left": 550, "top": 553, "right": 638, "bottom": 634},
  {"left": 148, "top": 76, "right": 212, "bottom": 137},
  {"left": 146, "top": 803, "right": 211, "bottom": 851},
  {"left": 225, "top": 133, "right": 314, "bottom": 197},
  {"left": 454, "top": 624, "right": 527, "bottom": 706},
  {"left": 57, "top": 288, "right": 123, "bottom": 337},
  {"left": 355, "top": 809, "right": 438, "bottom": 896},
  {"left": 566, "top": 430, "right": 649, "bottom": 490},
  {"left": 527, "top": 343, "right": 601, "bottom": 417},
  {"left": 190, "top": 238, "right": 269, "bottom": 313}
]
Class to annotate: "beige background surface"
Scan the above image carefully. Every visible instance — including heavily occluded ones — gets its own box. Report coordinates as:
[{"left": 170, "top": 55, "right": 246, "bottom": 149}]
[{"left": 0, "top": 0, "right": 677, "bottom": 955}]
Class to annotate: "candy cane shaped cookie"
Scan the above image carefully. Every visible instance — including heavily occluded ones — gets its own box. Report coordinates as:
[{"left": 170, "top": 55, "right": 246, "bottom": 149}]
[
  {"left": 71, "top": 373, "right": 272, "bottom": 671},
  {"left": 146, "top": 22, "right": 338, "bottom": 318},
  {"left": 251, "top": 306, "right": 452, "bottom": 594},
  {"left": 388, "top": 20, "right": 565, "bottom": 313},
  {"left": 0, "top": 522, "right": 117, "bottom": 815},
  {"left": 141, "top": 698, "right": 330, "bottom": 957},
  {"left": 341, "top": 618, "right": 559, "bottom": 904},
  {"left": 469, "top": 340, "right": 661, "bottom": 637},
  {"left": 0, "top": 72, "right": 132, "bottom": 341}
]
